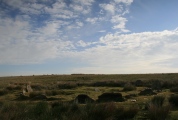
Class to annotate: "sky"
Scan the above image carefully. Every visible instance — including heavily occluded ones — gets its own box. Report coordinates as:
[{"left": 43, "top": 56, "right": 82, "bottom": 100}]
[{"left": 1, "top": 0, "right": 178, "bottom": 76}]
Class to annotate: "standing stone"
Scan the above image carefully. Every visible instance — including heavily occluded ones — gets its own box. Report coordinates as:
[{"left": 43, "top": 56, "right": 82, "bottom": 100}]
[
  {"left": 95, "top": 88, "right": 100, "bottom": 92},
  {"left": 27, "top": 84, "right": 33, "bottom": 93},
  {"left": 74, "top": 94, "right": 94, "bottom": 104},
  {"left": 22, "top": 89, "right": 26, "bottom": 95},
  {"left": 97, "top": 93, "right": 124, "bottom": 102}
]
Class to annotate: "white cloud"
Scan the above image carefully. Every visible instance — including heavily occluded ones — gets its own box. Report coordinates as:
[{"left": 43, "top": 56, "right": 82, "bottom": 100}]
[
  {"left": 76, "top": 40, "right": 89, "bottom": 47},
  {"left": 1, "top": 9, "right": 178, "bottom": 74},
  {"left": 37, "top": 22, "right": 60, "bottom": 36},
  {"left": 73, "top": 0, "right": 94, "bottom": 6},
  {"left": 98, "top": 1, "right": 131, "bottom": 32},
  {"left": 111, "top": 15, "right": 129, "bottom": 32},
  {"left": 114, "top": 0, "right": 133, "bottom": 5},
  {"left": 2, "top": 0, "right": 24, "bottom": 9},
  {"left": 98, "top": 30, "right": 106, "bottom": 33},
  {"left": 86, "top": 17, "right": 98, "bottom": 24},
  {"left": 100, "top": 3, "right": 115, "bottom": 15},
  {"left": 0, "top": 17, "right": 73, "bottom": 65},
  {"left": 44, "top": 2, "right": 75, "bottom": 19},
  {"left": 70, "top": 4, "right": 84, "bottom": 12},
  {"left": 2, "top": 0, "right": 46, "bottom": 15},
  {"left": 76, "top": 21, "right": 84, "bottom": 27},
  {"left": 70, "top": 0, "right": 94, "bottom": 14},
  {"left": 69, "top": 29, "right": 178, "bottom": 74}
]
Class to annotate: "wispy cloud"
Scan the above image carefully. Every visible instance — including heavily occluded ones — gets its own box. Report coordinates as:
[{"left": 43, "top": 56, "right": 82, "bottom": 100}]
[
  {"left": 100, "top": 3, "right": 116, "bottom": 15},
  {"left": 114, "top": 0, "right": 133, "bottom": 5},
  {"left": 0, "top": 17, "right": 73, "bottom": 64},
  {"left": 1, "top": 0, "right": 177, "bottom": 75},
  {"left": 111, "top": 15, "right": 129, "bottom": 32},
  {"left": 70, "top": 29, "right": 178, "bottom": 73}
]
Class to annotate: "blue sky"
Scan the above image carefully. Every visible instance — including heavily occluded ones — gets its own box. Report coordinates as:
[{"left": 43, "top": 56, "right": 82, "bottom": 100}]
[{"left": 1, "top": 0, "right": 178, "bottom": 76}]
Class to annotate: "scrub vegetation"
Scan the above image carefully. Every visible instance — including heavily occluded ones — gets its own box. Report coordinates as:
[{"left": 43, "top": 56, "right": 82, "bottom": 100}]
[{"left": 0, "top": 73, "right": 178, "bottom": 119}]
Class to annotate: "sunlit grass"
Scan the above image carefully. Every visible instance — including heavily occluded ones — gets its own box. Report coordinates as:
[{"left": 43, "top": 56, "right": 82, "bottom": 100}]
[{"left": 0, "top": 73, "right": 178, "bottom": 119}]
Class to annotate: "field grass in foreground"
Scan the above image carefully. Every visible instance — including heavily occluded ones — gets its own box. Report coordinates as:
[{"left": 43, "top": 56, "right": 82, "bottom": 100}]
[{"left": 0, "top": 73, "right": 178, "bottom": 119}]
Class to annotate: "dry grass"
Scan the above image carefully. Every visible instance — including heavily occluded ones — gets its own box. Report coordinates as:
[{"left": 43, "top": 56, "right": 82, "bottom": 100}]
[{"left": 0, "top": 73, "right": 178, "bottom": 119}]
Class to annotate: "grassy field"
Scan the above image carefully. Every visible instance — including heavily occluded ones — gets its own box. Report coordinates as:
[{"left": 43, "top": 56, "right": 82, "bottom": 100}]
[{"left": 0, "top": 73, "right": 178, "bottom": 119}]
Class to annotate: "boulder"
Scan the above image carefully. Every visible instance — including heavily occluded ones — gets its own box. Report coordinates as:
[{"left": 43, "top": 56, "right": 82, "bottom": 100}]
[
  {"left": 135, "top": 80, "right": 143, "bottom": 87},
  {"left": 26, "top": 84, "right": 33, "bottom": 93},
  {"left": 139, "top": 88, "right": 156, "bottom": 96},
  {"left": 95, "top": 88, "right": 100, "bottom": 92},
  {"left": 16, "top": 93, "right": 29, "bottom": 100},
  {"left": 31, "top": 94, "right": 47, "bottom": 100},
  {"left": 97, "top": 93, "right": 124, "bottom": 102},
  {"left": 125, "top": 94, "right": 137, "bottom": 99},
  {"left": 151, "top": 80, "right": 162, "bottom": 92},
  {"left": 74, "top": 94, "right": 94, "bottom": 104}
]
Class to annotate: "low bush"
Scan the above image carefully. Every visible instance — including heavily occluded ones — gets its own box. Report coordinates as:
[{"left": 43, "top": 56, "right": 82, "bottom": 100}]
[
  {"left": 147, "top": 95, "right": 170, "bottom": 120},
  {"left": 151, "top": 96, "right": 165, "bottom": 107},
  {"left": 170, "top": 87, "right": 178, "bottom": 93},
  {"left": 58, "top": 82, "right": 78, "bottom": 89},
  {"left": 45, "top": 90, "right": 59, "bottom": 96},
  {"left": 162, "top": 81, "right": 176, "bottom": 89},
  {"left": 6, "top": 85, "right": 22, "bottom": 91},
  {"left": 90, "top": 81, "right": 126, "bottom": 87},
  {"left": 33, "top": 102, "right": 50, "bottom": 117},
  {"left": 147, "top": 104, "right": 170, "bottom": 120},
  {"left": 29, "top": 91, "right": 44, "bottom": 98},
  {"left": 85, "top": 102, "right": 117, "bottom": 120},
  {"left": 0, "top": 102, "right": 139, "bottom": 120},
  {"left": 31, "top": 84, "right": 46, "bottom": 91},
  {"left": 169, "top": 94, "right": 178, "bottom": 107},
  {"left": 114, "top": 106, "right": 139, "bottom": 120},
  {"left": 0, "top": 89, "right": 8, "bottom": 96},
  {"left": 123, "top": 83, "right": 136, "bottom": 91},
  {"left": 0, "top": 102, "right": 29, "bottom": 120}
]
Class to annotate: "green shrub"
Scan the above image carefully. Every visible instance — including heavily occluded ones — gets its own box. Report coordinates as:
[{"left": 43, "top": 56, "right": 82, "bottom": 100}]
[
  {"left": 58, "top": 83, "right": 77, "bottom": 89},
  {"left": 169, "top": 94, "right": 178, "bottom": 107},
  {"left": 151, "top": 96, "right": 165, "bottom": 107},
  {"left": 33, "top": 102, "right": 49, "bottom": 116},
  {"left": 29, "top": 91, "right": 44, "bottom": 98},
  {"left": 0, "top": 102, "right": 139, "bottom": 120},
  {"left": 6, "top": 85, "right": 22, "bottom": 91},
  {"left": 90, "top": 81, "right": 126, "bottom": 87},
  {"left": 0, "top": 102, "right": 29, "bottom": 120},
  {"left": 147, "top": 96, "right": 170, "bottom": 120},
  {"left": 25, "top": 102, "right": 52, "bottom": 120},
  {"left": 51, "top": 102, "right": 68, "bottom": 119},
  {"left": 162, "top": 81, "right": 175, "bottom": 89},
  {"left": 31, "top": 84, "right": 45, "bottom": 91},
  {"left": 81, "top": 102, "right": 117, "bottom": 120},
  {"left": 0, "top": 89, "right": 8, "bottom": 96},
  {"left": 170, "top": 87, "right": 178, "bottom": 93},
  {"left": 147, "top": 104, "right": 170, "bottom": 120},
  {"left": 114, "top": 106, "right": 139, "bottom": 120},
  {"left": 45, "top": 90, "right": 59, "bottom": 96},
  {"left": 123, "top": 83, "right": 136, "bottom": 91}
]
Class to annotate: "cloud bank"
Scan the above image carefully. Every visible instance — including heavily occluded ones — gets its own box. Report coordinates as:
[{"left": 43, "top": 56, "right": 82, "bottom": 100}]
[{"left": 0, "top": 0, "right": 178, "bottom": 75}]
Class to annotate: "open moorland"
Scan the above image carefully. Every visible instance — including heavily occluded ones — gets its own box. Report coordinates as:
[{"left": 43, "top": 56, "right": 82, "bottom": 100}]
[{"left": 0, "top": 73, "right": 178, "bottom": 119}]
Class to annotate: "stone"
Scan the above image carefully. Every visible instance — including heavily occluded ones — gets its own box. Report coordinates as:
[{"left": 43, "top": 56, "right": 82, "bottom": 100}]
[
  {"left": 130, "top": 99, "right": 137, "bottom": 102},
  {"left": 26, "top": 84, "right": 33, "bottom": 93},
  {"left": 97, "top": 93, "right": 124, "bottom": 102},
  {"left": 74, "top": 94, "right": 94, "bottom": 104},
  {"left": 125, "top": 94, "right": 137, "bottom": 99},
  {"left": 31, "top": 94, "right": 47, "bottom": 100},
  {"left": 151, "top": 80, "right": 162, "bottom": 92},
  {"left": 22, "top": 89, "right": 26, "bottom": 95},
  {"left": 135, "top": 80, "right": 143, "bottom": 87},
  {"left": 16, "top": 93, "right": 29, "bottom": 100},
  {"left": 95, "top": 88, "right": 100, "bottom": 92},
  {"left": 139, "top": 88, "right": 156, "bottom": 96}
]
